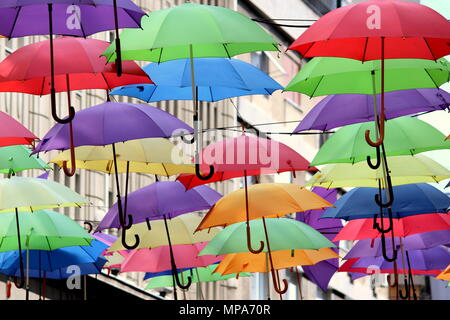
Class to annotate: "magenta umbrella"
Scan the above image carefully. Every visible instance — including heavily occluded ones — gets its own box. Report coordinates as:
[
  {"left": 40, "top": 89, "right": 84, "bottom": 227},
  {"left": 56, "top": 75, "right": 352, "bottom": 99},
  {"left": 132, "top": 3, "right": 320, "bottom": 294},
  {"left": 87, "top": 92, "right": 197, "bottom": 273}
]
[{"left": 119, "top": 242, "right": 224, "bottom": 273}]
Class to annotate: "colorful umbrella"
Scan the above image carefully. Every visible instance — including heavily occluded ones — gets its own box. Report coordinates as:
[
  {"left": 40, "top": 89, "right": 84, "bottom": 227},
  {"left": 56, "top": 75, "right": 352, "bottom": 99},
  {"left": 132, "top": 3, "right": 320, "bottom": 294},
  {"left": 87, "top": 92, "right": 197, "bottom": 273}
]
[
  {"left": 145, "top": 265, "right": 251, "bottom": 290},
  {"left": 334, "top": 213, "right": 450, "bottom": 241},
  {"left": 296, "top": 187, "right": 342, "bottom": 293},
  {"left": 0, "top": 145, "right": 50, "bottom": 176},
  {"left": 109, "top": 57, "right": 283, "bottom": 103},
  {"left": 0, "top": 209, "right": 93, "bottom": 252},
  {"left": 306, "top": 154, "right": 450, "bottom": 188},
  {"left": 118, "top": 242, "right": 223, "bottom": 273},
  {"left": 103, "top": 2, "right": 279, "bottom": 184},
  {"left": 49, "top": 138, "right": 194, "bottom": 175},
  {"left": 199, "top": 218, "right": 335, "bottom": 256},
  {"left": 436, "top": 265, "right": 450, "bottom": 281},
  {"left": 177, "top": 134, "right": 317, "bottom": 189},
  {"left": 0, "top": 0, "right": 146, "bottom": 125},
  {"left": 288, "top": 0, "right": 450, "bottom": 146},
  {"left": 0, "top": 111, "right": 37, "bottom": 147},
  {"left": 284, "top": 57, "right": 450, "bottom": 97},
  {"left": 293, "top": 89, "right": 450, "bottom": 132},
  {"left": 310, "top": 116, "right": 450, "bottom": 166},
  {"left": 322, "top": 183, "right": 450, "bottom": 221}
]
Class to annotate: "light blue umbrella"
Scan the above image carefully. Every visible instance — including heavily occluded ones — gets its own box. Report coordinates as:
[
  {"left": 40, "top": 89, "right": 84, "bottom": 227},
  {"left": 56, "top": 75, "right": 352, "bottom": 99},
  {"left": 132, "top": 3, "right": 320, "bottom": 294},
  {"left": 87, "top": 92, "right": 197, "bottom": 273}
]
[{"left": 110, "top": 57, "right": 283, "bottom": 102}]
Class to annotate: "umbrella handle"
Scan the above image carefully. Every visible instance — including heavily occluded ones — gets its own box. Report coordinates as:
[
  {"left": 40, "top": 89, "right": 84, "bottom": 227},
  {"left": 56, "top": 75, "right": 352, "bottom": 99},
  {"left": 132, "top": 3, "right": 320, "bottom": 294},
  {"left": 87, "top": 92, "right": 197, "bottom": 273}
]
[
  {"left": 120, "top": 226, "right": 140, "bottom": 250},
  {"left": 374, "top": 173, "right": 394, "bottom": 208},
  {"left": 173, "top": 268, "right": 192, "bottom": 290},
  {"left": 180, "top": 134, "right": 195, "bottom": 144},
  {"left": 51, "top": 90, "right": 76, "bottom": 124},
  {"left": 387, "top": 274, "right": 398, "bottom": 288},
  {"left": 62, "top": 145, "right": 76, "bottom": 177},
  {"left": 246, "top": 223, "right": 264, "bottom": 254},
  {"left": 380, "top": 232, "right": 398, "bottom": 262},
  {"left": 271, "top": 269, "right": 288, "bottom": 295},
  {"left": 13, "top": 276, "right": 24, "bottom": 289},
  {"left": 366, "top": 145, "right": 381, "bottom": 169},
  {"left": 398, "top": 277, "right": 410, "bottom": 300},
  {"left": 83, "top": 221, "right": 93, "bottom": 233},
  {"left": 364, "top": 115, "right": 385, "bottom": 147},
  {"left": 373, "top": 208, "right": 394, "bottom": 234},
  {"left": 195, "top": 163, "right": 215, "bottom": 181}
]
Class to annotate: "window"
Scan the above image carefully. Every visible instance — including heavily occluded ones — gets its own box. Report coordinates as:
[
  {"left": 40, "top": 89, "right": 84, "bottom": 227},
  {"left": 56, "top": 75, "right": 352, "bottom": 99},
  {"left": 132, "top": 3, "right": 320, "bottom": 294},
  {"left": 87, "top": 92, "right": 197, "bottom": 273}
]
[{"left": 250, "top": 52, "right": 269, "bottom": 74}]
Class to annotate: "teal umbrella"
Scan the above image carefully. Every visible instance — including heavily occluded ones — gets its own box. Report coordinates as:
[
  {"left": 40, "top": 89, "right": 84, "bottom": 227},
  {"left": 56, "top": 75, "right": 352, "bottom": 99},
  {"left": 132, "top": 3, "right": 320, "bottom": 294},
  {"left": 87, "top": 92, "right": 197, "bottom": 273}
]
[{"left": 0, "top": 145, "right": 50, "bottom": 176}]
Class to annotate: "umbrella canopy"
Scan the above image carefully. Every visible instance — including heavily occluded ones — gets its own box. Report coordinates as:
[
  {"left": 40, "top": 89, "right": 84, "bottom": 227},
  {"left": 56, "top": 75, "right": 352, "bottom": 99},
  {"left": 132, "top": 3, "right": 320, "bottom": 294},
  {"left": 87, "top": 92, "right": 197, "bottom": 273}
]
[
  {"left": 145, "top": 265, "right": 251, "bottom": 290},
  {"left": 0, "top": 1, "right": 145, "bottom": 38},
  {"left": 97, "top": 181, "right": 222, "bottom": 231},
  {"left": 310, "top": 116, "right": 450, "bottom": 166},
  {"left": 339, "top": 246, "right": 450, "bottom": 276},
  {"left": 102, "top": 2, "right": 278, "bottom": 63},
  {"left": 0, "top": 239, "right": 108, "bottom": 273},
  {"left": 0, "top": 209, "right": 93, "bottom": 251},
  {"left": 178, "top": 134, "right": 317, "bottom": 189},
  {"left": 214, "top": 248, "right": 339, "bottom": 275},
  {"left": 34, "top": 102, "right": 193, "bottom": 153},
  {"left": 306, "top": 154, "right": 450, "bottom": 188},
  {"left": 49, "top": 138, "right": 194, "bottom": 175},
  {"left": 284, "top": 57, "right": 450, "bottom": 97},
  {"left": 110, "top": 57, "right": 283, "bottom": 103},
  {"left": 294, "top": 89, "right": 450, "bottom": 132},
  {"left": 322, "top": 183, "right": 450, "bottom": 221},
  {"left": 108, "top": 214, "right": 221, "bottom": 252},
  {"left": 334, "top": 213, "right": 450, "bottom": 241},
  {"left": 0, "top": 37, "right": 152, "bottom": 95},
  {"left": 0, "top": 111, "right": 37, "bottom": 147},
  {"left": 199, "top": 218, "right": 336, "bottom": 256},
  {"left": 287, "top": 0, "right": 450, "bottom": 61},
  {"left": 344, "top": 230, "right": 450, "bottom": 259},
  {"left": 196, "top": 183, "right": 334, "bottom": 231},
  {"left": 119, "top": 242, "right": 224, "bottom": 273},
  {"left": 0, "top": 176, "right": 87, "bottom": 213},
  {"left": 296, "top": 187, "right": 342, "bottom": 292},
  {"left": 0, "top": 257, "right": 107, "bottom": 280},
  {"left": 0, "top": 145, "right": 51, "bottom": 174}
]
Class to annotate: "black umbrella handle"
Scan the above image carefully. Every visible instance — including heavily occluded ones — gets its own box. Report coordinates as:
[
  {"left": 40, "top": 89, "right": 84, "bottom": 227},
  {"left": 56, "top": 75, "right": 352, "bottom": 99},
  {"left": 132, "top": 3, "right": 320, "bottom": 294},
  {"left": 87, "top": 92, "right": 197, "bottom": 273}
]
[
  {"left": 120, "top": 227, "right": 139, "bottom": 250},
  {"left": 195, "top": 163, "right": 215, "bottom": 181},
  {"left": 366, "top": 145, "right": 381, "bottom": 169}
]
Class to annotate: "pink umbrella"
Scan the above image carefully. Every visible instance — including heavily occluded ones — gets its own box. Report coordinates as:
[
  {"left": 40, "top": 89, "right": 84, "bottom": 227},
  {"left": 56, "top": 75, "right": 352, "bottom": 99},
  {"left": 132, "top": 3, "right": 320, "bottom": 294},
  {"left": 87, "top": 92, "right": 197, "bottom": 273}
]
[
  {"left": 119, "top": 242, "right": 224, "bottom": 273},
  {"left": 177, "top": 133, "right": 317, "bottom": 255},
  {"left": 0, "top": 111, "right": 38, "bottom": 147}
]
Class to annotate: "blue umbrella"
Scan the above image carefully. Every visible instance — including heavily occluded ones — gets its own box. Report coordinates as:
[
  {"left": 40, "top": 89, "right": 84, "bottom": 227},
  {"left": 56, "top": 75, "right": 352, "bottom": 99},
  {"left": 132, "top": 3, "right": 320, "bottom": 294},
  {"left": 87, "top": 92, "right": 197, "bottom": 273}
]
[
  {"left": 321, "top": 183, "right": 450, "bottom": 221},
  {"left": 144, "top": 267, "right": 193, "bottom": 280},
  {"left": 110, "top": 57, "right": 283, "bottom": 103}
]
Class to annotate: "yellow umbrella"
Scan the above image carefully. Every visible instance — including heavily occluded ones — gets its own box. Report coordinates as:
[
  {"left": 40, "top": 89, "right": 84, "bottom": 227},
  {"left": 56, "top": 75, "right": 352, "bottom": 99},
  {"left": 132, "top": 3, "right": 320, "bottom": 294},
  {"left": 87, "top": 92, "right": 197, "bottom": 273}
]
[
  {"left": 50, "top": 138, "right": 195, "bottom": 175},
  {"left": 436, "top": 264, "right": 450, "bottom": 281},
  {"left": 108, "top": 213, "right": 221, "bottom": 252},
  {"left": 305, "top": 154, "right": 450, "bottom": 189}
]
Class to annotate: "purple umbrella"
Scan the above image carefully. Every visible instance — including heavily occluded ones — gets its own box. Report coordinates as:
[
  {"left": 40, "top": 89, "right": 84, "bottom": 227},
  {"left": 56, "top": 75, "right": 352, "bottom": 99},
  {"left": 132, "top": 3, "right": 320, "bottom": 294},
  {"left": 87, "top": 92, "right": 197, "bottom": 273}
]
[
  {"left": 294, "top": 88, "right": 450, "bottom": 132},
  {"left": 0, "top": 1, "right": 146, "bottom": 127},
  {"left": 34, "top": 102, "right": 193, "bottom": 250},
  {"left": 344, "top": 230, "right": 450, "bottom": 259},
  {"left": 96, "top": 181, "right": 222, "bottom": 231},
  {"left": 97, "top": 180, "right": 221, "bottom": 298},
  {"left": 296, "top": 187, "right": 342, "bottom": 293}
]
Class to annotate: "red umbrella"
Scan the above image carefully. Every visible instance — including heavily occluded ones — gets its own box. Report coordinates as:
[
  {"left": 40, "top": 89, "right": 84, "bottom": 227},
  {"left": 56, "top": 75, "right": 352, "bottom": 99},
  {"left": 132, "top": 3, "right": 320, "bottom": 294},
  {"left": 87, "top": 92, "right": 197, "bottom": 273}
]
[
  {"left": 178, "top": 133, "right": 317, "bottom": 255},
  {"left": 0, "top": 111, "right": 38, "bottom": 147},
  {"left": 288, "top": 0, "right": 450, "bottom": 147},
  {"left": 0, "top": 36, "right": 153, "bottom": 176},
  {"left": 334, "top": 213, "right": 450, "bottom": 241}
]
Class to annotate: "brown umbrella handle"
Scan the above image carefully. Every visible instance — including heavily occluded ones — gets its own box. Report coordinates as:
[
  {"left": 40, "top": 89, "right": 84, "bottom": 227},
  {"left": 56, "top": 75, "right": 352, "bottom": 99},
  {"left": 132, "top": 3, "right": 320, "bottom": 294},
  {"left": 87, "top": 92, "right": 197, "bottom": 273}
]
[
  {"left": 271, "top": 269, "right": 288, "bottom": 295},
  {"left": 61, "top": 124, "right": 76, "bottom": 176},
  {"left": 246, "top": 223, "right": 264, "bottom": 254}
]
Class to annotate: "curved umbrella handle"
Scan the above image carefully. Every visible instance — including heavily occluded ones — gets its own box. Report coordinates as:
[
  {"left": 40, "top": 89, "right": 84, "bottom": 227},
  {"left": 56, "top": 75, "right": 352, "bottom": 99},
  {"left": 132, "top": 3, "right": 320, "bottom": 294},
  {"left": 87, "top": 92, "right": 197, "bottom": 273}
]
[
  {"left": 13, "top": 275, "right": 25, "bottom": 289},
  {"left": 380, "top": 232, "right": 398, "bottom": 262},
  {"left": 375, "top": 173, "right": 394, "bottom": 208},
  {"left": 365, "top": 114, "right": 385, "bottom": 147},
  {"left": 366, "top": 145, "right": 381, "bottom": 169},
  {"left": 83, "top": 221, "right": 93, "bottom": 234},
  {"left": 387, "top": 274, "right": 398, "bottom": 288},
  {"left": 271, "top": 269, "right": 288, "bottom": 295},
  {"left": 120, "top": 226, "right": 140, "bottom": 250},
  {"left": 195, "top": 163, "right": 215, "bottom": 181},
  {"left": 373, "top": 208, "right": 394, "bottom": 234},
  {"left": 398, "top": 277, "right": 410, "bottom": 300},
  {"left": 246, "top": 223, "right": 264, "bottom": 254},
  {"left": 173, "top": 268, "right": 192, "bottom": 290},
  {"left": 180, "top": 134, "right": 195, "bottom": 144},
  {"left": 51, "top": 96, "right": 75, "bottom": 124}
]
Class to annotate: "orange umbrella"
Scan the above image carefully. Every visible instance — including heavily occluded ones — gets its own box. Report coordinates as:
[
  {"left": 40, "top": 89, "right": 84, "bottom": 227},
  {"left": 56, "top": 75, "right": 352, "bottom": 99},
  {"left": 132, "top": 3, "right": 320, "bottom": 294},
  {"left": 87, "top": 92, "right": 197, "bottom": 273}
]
[
  {"left": 436, "top": 264, "right": 450, "bottom": 281},
  {"left": 214, "top": 248, "right": 338, "bottom": 299}
]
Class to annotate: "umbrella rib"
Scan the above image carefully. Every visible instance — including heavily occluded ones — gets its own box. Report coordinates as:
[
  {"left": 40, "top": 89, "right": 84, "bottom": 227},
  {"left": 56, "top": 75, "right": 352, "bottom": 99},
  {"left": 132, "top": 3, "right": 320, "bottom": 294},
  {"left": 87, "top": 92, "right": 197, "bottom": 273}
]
[{"left": 7, "top": 6, "right": 21, "bottom": 39}]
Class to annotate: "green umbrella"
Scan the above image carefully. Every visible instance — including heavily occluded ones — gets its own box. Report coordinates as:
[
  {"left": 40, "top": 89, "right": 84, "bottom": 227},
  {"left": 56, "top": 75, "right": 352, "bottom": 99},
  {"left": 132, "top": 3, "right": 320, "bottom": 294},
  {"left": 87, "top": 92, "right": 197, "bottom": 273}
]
[
  {"left": 102, "top": 2, "right": 278, "bottom": 181},
  {"left": 0, "top": 145, "right": 50, "bottom": 175},
  {"left": 145, "top": 265, "right": 251, "bottom": 290},
  {"left": 0, "top": 209, "right": 93, "bottom": 252},
  {"left": 285, "top": 57, "right": 450, "bottom": 97},
  {"left": 102, "top": 2, "right": 278, "bottom": 63},
  {"left": 199, "top": 218, "right": 335, "bottom": 256},
  {"left": 310, "top": 116, "right": 450, "bottom": 166}
]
